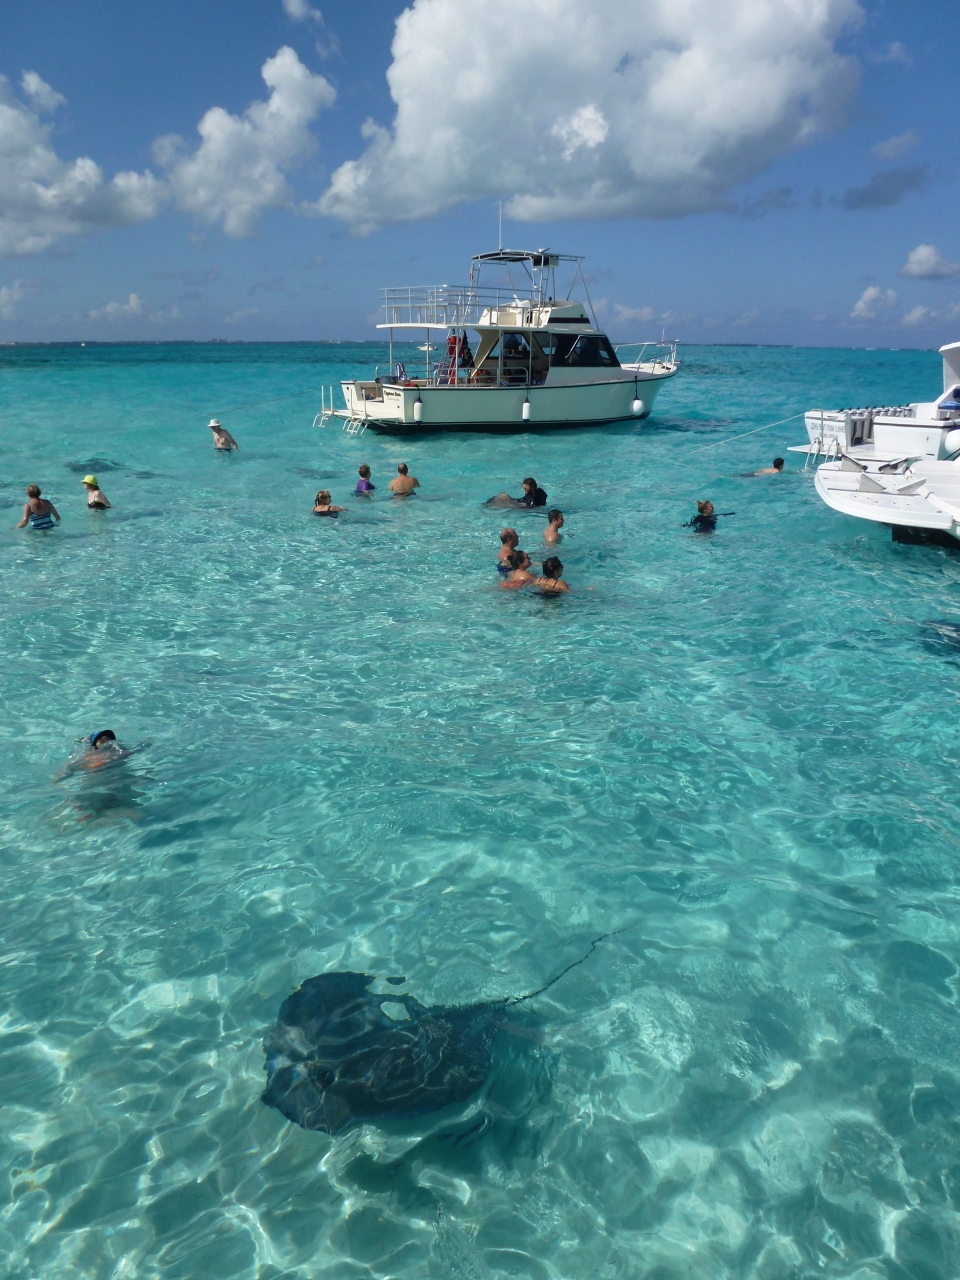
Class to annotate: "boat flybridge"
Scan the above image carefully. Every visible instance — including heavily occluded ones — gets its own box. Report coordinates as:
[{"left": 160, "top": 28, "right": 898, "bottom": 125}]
[
  {"left": 796, "top": 341, "right": 960, "bottom": 543},
  {"left": 316, "top": 249, "right": 678, "bottom": 434}
]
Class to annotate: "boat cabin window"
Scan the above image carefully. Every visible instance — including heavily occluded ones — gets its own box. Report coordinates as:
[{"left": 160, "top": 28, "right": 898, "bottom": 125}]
[
  {"left": 502, "top": 332, "right": 531, "bottom": 359},
  {"left": 549, "top": 333, "right": 620, "bottom": 368}
]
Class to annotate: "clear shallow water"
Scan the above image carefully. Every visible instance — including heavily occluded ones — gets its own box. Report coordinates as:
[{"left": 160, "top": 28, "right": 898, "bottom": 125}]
[{"left": 2, "top": 341, "right": 960, "bottom": 1279}]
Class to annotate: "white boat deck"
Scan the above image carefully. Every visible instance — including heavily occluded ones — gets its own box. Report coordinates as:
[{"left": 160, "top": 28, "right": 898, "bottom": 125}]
[{"left": 801, "top": 341, "right": 960, "bottom": 541}]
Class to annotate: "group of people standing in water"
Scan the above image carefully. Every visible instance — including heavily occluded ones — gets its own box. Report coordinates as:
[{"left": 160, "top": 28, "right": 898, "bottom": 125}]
[{"left": 314, "top": 460, "right": 571, "bottom": 594}]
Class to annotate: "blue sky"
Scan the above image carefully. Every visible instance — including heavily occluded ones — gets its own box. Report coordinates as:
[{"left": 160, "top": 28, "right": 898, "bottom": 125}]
[{"left": 0, "top": 0, "right": 957, "bottom": 346}]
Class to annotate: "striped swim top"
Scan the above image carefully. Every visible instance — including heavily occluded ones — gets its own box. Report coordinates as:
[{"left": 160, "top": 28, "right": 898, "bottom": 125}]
[{"left": 29, "top": 508, "right": 55, "bottom": 530}]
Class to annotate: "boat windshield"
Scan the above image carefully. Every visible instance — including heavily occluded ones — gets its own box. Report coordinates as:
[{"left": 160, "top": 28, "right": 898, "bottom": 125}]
[{"left": 541, "top": 333, "right": 620, "bottom": 369}]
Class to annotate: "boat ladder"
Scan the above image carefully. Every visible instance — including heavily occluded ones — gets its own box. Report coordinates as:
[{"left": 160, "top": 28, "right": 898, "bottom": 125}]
[{"left": 313, "top": 386, "right": 336, "bottom": 430}]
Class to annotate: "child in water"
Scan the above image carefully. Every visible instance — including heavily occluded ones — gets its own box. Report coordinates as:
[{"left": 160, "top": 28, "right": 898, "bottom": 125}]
[
  {"left": 355, "top": 464, "right": 375, "bottom": 494},
  {"left": 544, "top": 510, "right": 564, "bottom": 545}
]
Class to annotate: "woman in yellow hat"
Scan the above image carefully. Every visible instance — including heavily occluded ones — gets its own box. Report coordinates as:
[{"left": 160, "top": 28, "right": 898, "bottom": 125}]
[{"left": 82, "top": 475, "right": 111, "bottom": 510}]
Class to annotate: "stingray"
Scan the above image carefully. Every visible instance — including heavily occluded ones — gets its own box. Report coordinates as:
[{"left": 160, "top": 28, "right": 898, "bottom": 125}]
[
  {"left": 920, "top": 618, "right": 960, "bottom": 660},
  {"left": 65, "top": 457, "right": 124, "bottom": 474},
  {"left": 262, "top": 933, "right": 615, "bottom": 1134}
]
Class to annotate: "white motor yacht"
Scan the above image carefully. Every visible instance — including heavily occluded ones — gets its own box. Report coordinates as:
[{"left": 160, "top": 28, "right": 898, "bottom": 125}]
[
  {"left": 794, "top": 341, "right": 960, "bottom": 544},
  {"left": 316, "top": 249, "right": 677, "bottom": 434}
]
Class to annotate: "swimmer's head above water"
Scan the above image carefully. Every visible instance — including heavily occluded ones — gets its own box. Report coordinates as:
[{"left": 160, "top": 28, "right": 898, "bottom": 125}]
[
  {"left": 697, "top": 500, "right": 715, "bottom": 518},
  {"left": 500, "top": 528, "right": 518, "bottom": 547},
  {"left": 89, "top": 730, "right": 117, "bottom": 748}
]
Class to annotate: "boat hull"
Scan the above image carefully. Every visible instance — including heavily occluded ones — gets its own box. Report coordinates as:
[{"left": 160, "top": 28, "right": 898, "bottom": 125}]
[
  {"left": 814, "top": 458, "right": 960, "bottom": 542},
  {"left": 336, "top": 372, "right": 675, "bottom": 434}
]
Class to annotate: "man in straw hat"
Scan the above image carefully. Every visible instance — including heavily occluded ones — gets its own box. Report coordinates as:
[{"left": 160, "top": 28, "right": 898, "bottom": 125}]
[{"left": 208, "top": 418, "right": 239, "bottom": 451}]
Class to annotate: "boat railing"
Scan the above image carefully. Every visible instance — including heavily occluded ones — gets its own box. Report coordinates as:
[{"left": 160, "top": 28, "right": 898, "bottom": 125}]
[
  {"left": 614, "top": 340, "right": 679, "bottom": 367},
  {"left": 381, "top": 284, "right": 550, "bottom": 328}
]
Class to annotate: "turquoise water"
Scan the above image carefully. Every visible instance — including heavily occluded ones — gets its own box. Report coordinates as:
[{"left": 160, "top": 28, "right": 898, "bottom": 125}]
[{"left": 3, "top": 341, "right": 960, "bottom": 1279}]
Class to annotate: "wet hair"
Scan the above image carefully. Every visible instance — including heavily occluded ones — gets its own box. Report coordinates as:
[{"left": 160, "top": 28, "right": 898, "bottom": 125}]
[
  {"left": 547, "top": 509, "right": 562, "bottom": 523},
  {"left": 358, "top": 464, "right": 371, "bottom": 478},
  {"left": 542, "top": 556, "right": 563, "bottom": 578},
  {"left": 26, "top": 484, "right": 40, "bottom": 498},
  {"left": 397, "top": 463, "right": 409, "bottom": 475},
  {"left": 697, "top": 500, "right": 713, "bottom": 515},
  {"left": 508, "top": 549, "right": 529, "bottom": 570},
  {"left": 522, "top": 477, "right": 537, "bottom": 491},
  {"left": 773, "top": 458, "right": 784, "bottom": 469},
  {"left": 315, "top": 490, "right": 331, "bottom": 506}
]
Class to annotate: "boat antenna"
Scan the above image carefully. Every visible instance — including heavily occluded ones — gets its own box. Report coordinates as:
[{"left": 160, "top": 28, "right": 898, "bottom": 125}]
[{"left": 498, "top": 199, "right": 503, "bottom": 251}]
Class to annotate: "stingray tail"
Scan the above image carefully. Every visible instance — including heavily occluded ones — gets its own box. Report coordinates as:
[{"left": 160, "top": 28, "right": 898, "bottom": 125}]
[{"left": 505, "top": 929, "right": 624, "bottom": 1007}]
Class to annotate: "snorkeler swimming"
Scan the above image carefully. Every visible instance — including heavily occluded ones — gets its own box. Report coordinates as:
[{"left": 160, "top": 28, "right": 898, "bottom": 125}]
[{"left": 53, "top": 730, "right": 130, "bottom": 780}]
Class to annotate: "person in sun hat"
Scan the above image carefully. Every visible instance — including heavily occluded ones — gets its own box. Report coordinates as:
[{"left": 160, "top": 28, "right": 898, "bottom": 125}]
[
  {"left": 208, "top": 418, "right": 239, "bottom": 451},
  {"left": 82, "top": 475, "right": 111, "bottom": 510}
]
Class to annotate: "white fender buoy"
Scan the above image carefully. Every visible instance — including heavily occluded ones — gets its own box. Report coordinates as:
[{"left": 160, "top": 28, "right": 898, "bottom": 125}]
[
  {"left": 413, "top": 398, "right": 423, "bottom": 424},
  {"left": 522, "top": 400, "right": 531, "bottom": 422},
  {"left": 632, "top": 398, "right": 644, "bottom": 415}
]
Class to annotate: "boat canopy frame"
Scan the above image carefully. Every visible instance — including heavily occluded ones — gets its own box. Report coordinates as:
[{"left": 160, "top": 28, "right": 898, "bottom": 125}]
[{"left": 378, "top": 247, "right": 598, "bottom": 333}]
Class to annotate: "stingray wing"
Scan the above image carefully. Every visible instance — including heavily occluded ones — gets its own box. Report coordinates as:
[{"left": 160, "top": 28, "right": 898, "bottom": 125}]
[{"left": 262, "top": 975, "right": 503, "bottom": 1133}]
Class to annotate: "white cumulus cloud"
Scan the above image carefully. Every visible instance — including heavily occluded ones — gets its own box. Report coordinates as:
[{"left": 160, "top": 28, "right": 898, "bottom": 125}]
[
  {"left": 318, "top": 0, "right": 862, "bottom": 231},
  {"left": 149, "top": 306, "right": 182, "bottom": 324},
  {"left": 552, "top": 105, "right": 609, "bottom": 161},
  {"left": 901, "top": 305, "right": 929, "bottom": 327},
  {"left": 0, "top": 75, "right": 164, "bottom": 256},
  {"left": 0, "top": 279, "right": 28, "bottom": 319},
  {"left": 851, "top": 285, "right": 896, "bottom": 319},
  {"left": 610, "top": 302, "right": 655, "bottom": 325},
  {"left": 900, "top": 244, "right": 960, "bottom": 280},
  {"left": 155, "top": 47, "right": 334, "bottom": 238},
  {"left": 283, "top": 0, "right": 321, "bottom": 20},
  {"left": 20, "top": 71, "right": 65, "bottom": 113},
  {"left": 872, "top": 130, "right": 919, "bottom": 160},
  {"left": 89, "top": 293, "right": 144, "bottom": 322}
]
